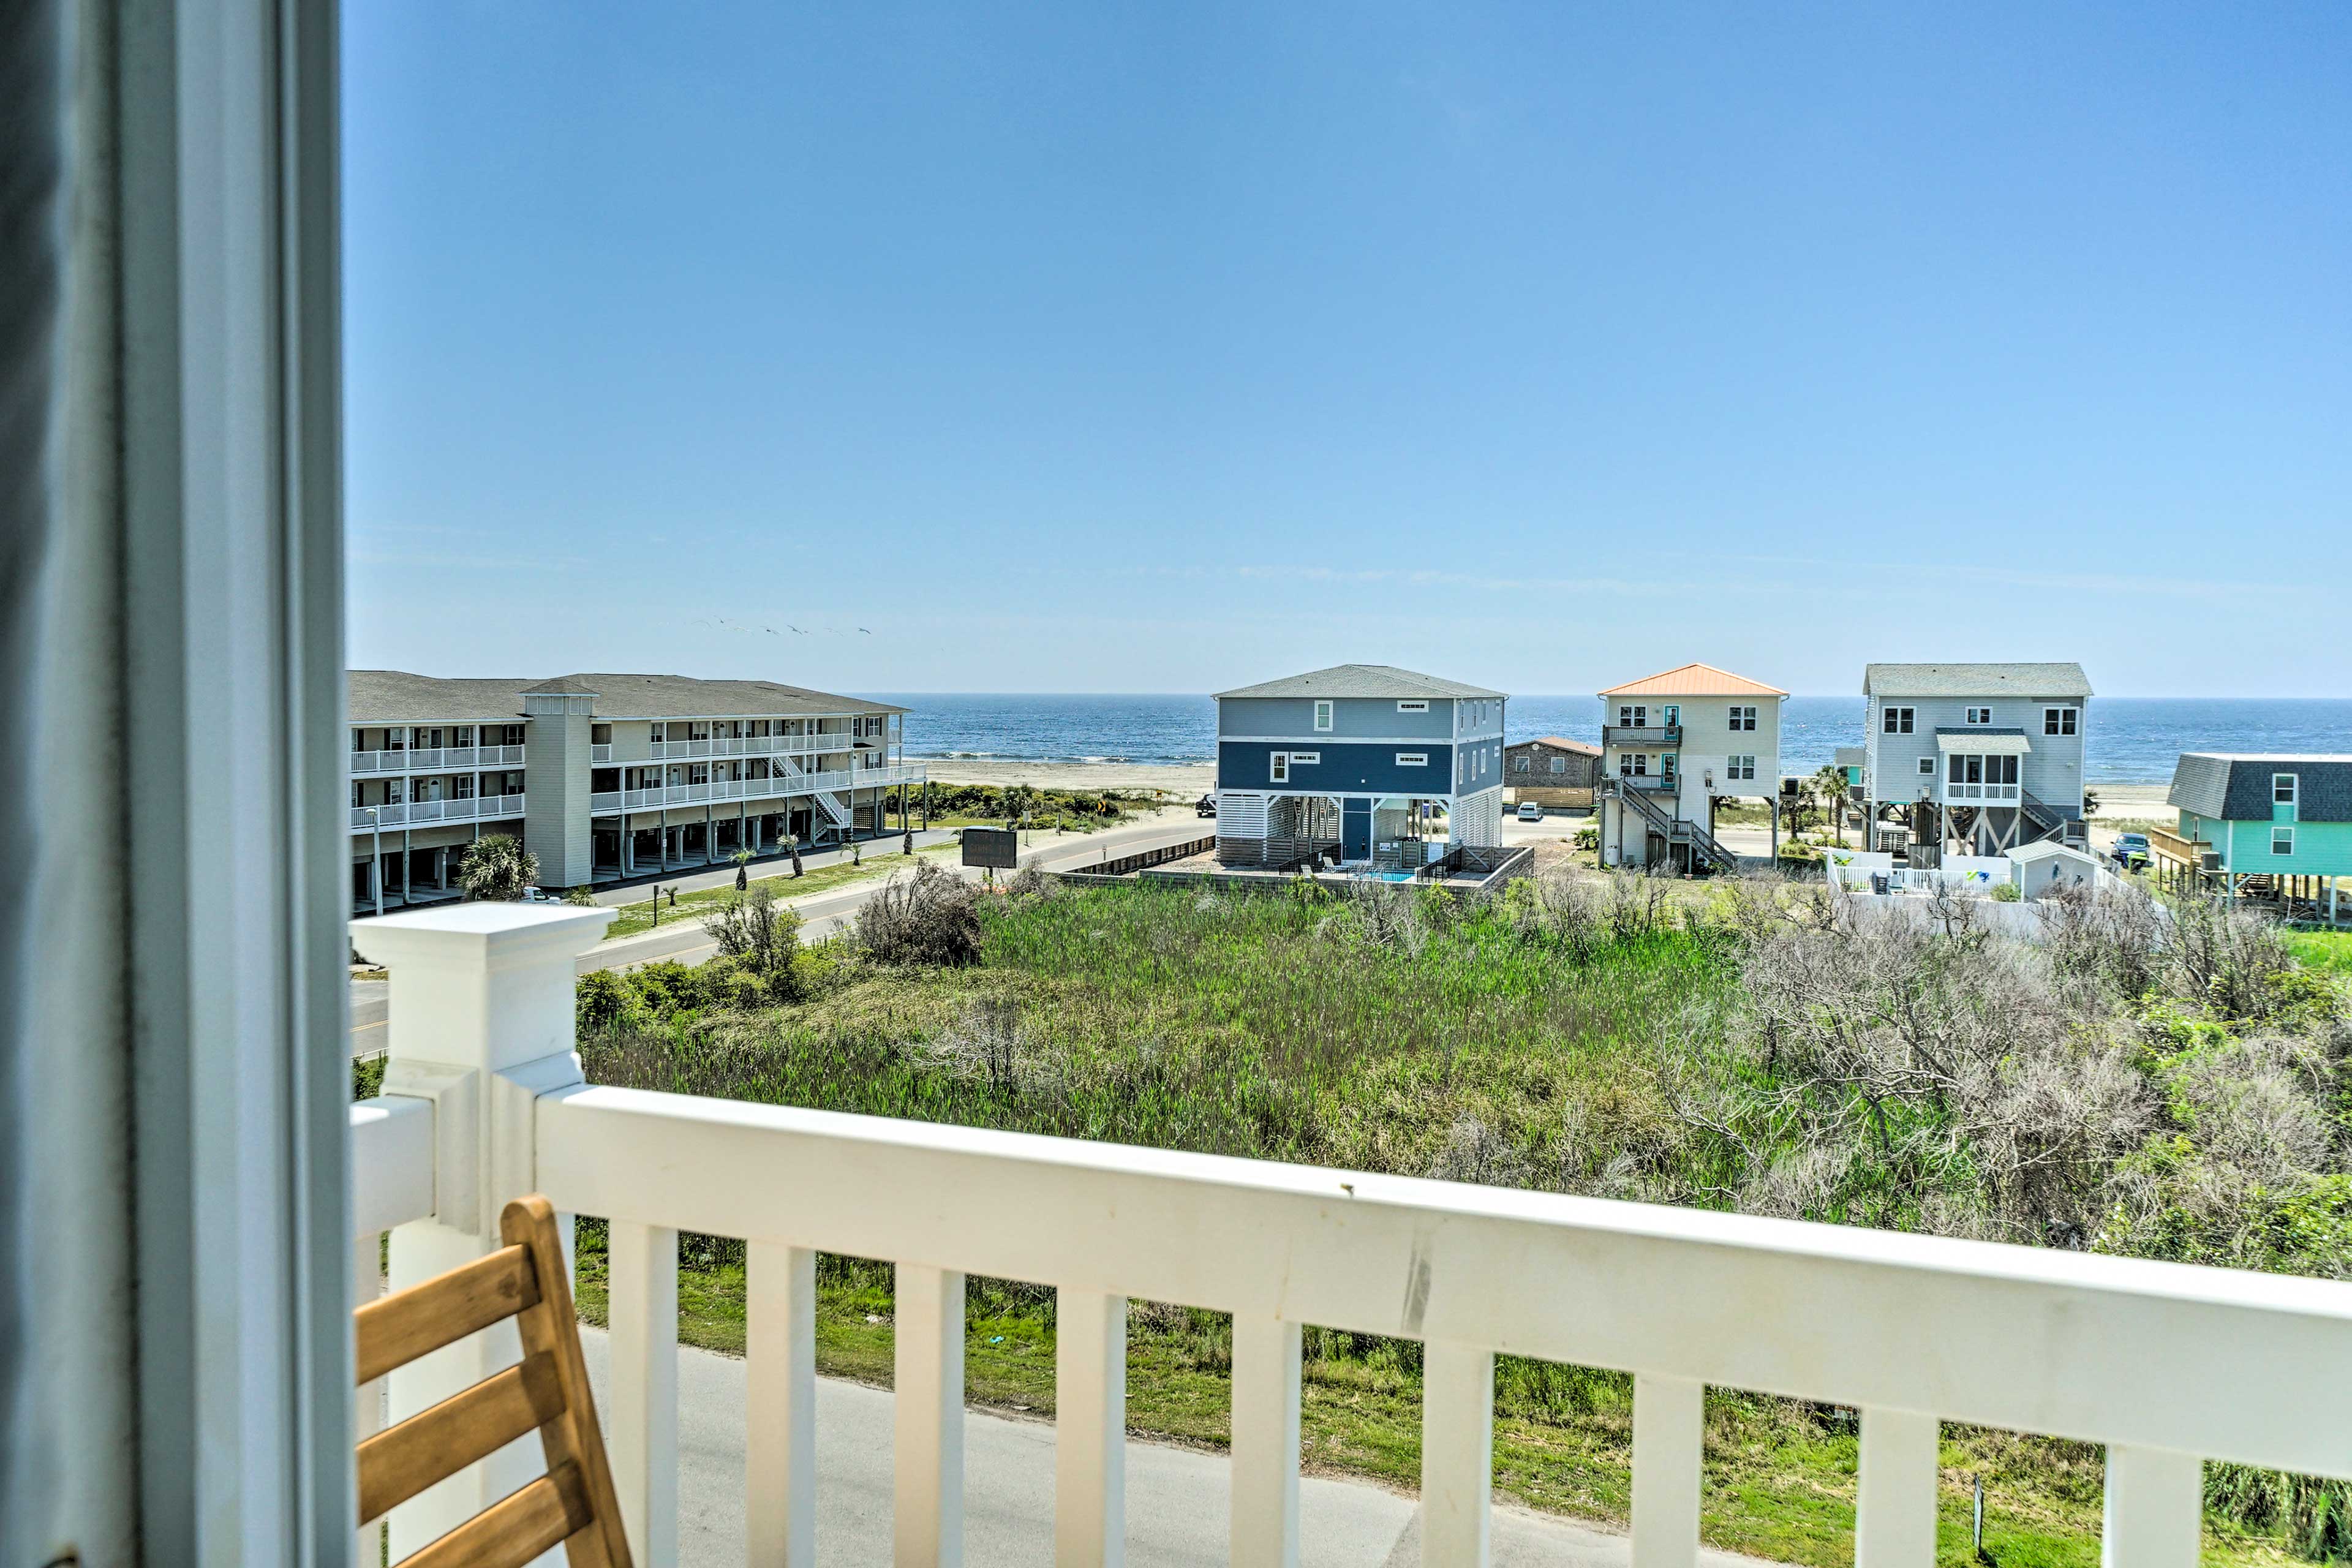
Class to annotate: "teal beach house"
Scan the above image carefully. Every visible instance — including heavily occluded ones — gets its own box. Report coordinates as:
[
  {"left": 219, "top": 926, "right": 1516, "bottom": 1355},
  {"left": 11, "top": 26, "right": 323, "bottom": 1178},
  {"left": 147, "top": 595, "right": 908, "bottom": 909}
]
[{"left": 2166, "top": 753, "right": 2352, "bottom": 922}]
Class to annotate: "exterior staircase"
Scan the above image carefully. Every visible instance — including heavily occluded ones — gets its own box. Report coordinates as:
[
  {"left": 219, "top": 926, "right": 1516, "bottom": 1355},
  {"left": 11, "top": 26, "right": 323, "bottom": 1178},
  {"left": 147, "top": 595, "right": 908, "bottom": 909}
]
[
  {"left": 815, "top": 789, "right": 853, "bottom": 835},
  {"left": 1605, "top": 776, "right": 1741, "bottom": 875},
  {"left": 2019, "top": 789, "right": 2086, "bottom": 848}
]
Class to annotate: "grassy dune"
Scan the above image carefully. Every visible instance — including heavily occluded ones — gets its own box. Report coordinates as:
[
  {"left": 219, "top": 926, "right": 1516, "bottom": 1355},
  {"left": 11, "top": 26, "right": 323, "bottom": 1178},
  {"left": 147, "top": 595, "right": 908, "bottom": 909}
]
[{"left": 567, "top": 882, "right": 2337, "bottom": 1568}]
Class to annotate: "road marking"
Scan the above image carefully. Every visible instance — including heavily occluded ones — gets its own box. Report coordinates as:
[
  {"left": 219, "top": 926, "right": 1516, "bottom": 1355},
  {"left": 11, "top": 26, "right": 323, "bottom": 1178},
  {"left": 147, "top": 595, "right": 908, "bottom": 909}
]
[{"left": 350, "top": 1018, "right": 386, "bottom": 1035}]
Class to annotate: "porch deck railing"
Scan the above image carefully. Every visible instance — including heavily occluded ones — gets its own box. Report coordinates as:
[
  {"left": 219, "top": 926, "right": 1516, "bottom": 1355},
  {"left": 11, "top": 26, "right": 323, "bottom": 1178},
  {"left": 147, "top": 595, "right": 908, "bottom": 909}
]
[
  {"left": 597, "top": 764, "right": 927, "bottom": 816},
  {"left": 348, "top": 793, "right": 524, "bottom": 832},
  {"left": 347, "top": 905, "right": 2352, "bottom": 1568}
]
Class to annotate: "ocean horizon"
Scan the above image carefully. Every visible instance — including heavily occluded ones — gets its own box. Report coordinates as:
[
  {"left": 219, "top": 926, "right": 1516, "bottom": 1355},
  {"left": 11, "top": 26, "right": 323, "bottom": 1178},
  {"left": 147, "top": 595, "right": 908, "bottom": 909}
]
[{"left": 875, "top": 693, "right": 2352, "bottom": 786}]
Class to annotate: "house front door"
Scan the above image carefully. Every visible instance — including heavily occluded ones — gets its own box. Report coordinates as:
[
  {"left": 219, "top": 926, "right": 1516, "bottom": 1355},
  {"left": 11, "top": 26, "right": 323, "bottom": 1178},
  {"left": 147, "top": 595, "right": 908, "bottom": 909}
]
[{"left": 1343, "top": 801, "right": 1373, "bottom": 861}]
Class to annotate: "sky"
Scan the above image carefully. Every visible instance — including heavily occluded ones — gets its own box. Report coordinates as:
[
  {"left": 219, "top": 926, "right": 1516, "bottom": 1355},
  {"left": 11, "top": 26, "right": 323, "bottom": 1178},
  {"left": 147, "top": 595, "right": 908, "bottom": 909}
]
[{"left": 344, "top": 3, "right": 2352, "bottom": 697}]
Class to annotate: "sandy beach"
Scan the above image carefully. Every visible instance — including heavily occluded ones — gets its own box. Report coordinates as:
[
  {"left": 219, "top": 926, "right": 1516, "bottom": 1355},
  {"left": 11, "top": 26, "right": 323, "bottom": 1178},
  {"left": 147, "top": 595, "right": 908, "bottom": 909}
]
[{"left": 916, "top": 758, "right": 1217, "bottom": 799}]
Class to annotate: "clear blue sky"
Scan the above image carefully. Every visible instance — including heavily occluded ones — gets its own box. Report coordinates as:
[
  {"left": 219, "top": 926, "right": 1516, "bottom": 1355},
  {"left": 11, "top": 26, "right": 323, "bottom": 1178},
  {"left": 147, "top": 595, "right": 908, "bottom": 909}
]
[{"left": 344, "top": 3, "right": 2350, "bottom": 696}]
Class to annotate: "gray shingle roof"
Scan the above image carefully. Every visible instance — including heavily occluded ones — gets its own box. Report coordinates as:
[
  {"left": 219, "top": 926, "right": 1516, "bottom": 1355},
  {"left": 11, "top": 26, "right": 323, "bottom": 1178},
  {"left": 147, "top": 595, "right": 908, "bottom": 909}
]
[
  {"left": 2168, "top": 753, "right": 2352, "bottom": 823},
  {"left": 522, "top": 674, "right": 905, "bottom": 718},
  {"left": 1863, "top": 662, "right": 2093, "bottom": 699},
  {"left": 349, "top": 671, "right": 903, "bottom": 724},
  {"left": 348, "top": 671, "right": 537, "bottom": 724},
  {"left": 1509, "top": 736, "right": 1600, "bottom": 756},
  {"left": 1213, "top": 664, "right": 1505, "bottom": 701}
]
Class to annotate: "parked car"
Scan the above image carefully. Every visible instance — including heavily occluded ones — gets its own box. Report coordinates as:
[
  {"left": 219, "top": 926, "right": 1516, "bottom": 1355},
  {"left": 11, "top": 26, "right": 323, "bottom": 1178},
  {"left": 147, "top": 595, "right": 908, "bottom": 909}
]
[
  {"left": 1196, "top": 793, "right": 1217, "bottom": 818},
  {"left": 2111, "top": 832, "right": 2150, "bottom": 869},
  {"left": 1516, "top": 801, "right": 1545, "bottom": 822}
]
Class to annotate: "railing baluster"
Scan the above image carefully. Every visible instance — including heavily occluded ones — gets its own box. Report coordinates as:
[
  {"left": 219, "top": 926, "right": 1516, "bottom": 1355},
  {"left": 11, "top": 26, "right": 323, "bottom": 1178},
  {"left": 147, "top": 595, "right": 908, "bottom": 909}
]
[
  {"left": 1229, "top": 1315, "right": 1302, "bottom": 1568},
  {"left": 748, "top": 1242, "right": 818, "bottom": 1567},
  {"left": 1420, "top": 1341, "right": 1494, "bottom": 1566},
  {"left": 1630, "top": 1374, "right": 1703, "bottom": 1568},
  {"left": 1054, "top": 1289, "right": 1127, "bottom": 1567},
  {"left": 610, "top": 1221, "right": 680, "bottom": 1567},
  {"left": 2102, "top": 1446, "right": 2201, "bottom": 1568},
  {"left": 894, "top": 1263, "right": 966, "bottom": 1567},
  {"left": 1856, "top": 1408, "right": 1939, "bottom": 1568},
  {"left": 353, "top": 1231, "right": 386, "bottom": 1568}
]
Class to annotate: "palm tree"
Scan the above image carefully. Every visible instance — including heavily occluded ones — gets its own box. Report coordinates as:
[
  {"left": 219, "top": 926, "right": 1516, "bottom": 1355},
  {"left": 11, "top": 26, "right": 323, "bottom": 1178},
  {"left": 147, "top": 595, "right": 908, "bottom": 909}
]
[
  {"left": 456, "top": 833, "right": 539, "bottom": 901},
  {"left": 1811, "top": 764, "right": 1852, "bottom": 847}
]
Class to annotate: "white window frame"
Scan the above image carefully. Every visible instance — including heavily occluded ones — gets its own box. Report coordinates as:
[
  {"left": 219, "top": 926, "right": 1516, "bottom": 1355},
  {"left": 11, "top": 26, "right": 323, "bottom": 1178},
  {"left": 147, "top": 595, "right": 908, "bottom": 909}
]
[
  {"left": 1965, "top": 707, "right": 1992, "bottom": 726},
  {"left": 1884, "top": 706, "right": 1914, "bottom": 734},
  {"left": 1397, "top": 699, "right": 1428, "bottom": 713},
  {"left": 2273, "top": 825, "right": 2295, "bottom": 856},
  {"left": 1549, "top": 755, "right": 1566, "bottom": 775},
  {"left": 1727, "top": 755, "right": 1756, "bottom": 781},
  {"left": 1269, "top": 753, "right": 1290, "bottom": 784},
  {"left": 2274, "top": 772, "right": 2297, "bottom": 810},
  {"left": 1918, "top": 756, "right": 1935, "bottom": 776},
  {"left": 1618, "top": 704, "right": 1648, "bottom": 728},
  {"left": 1288, "top": 751, "right": 1319, "bottom": 766},
  {"left": 1511, "top": 754, "right": 1529, "bottom": 772},
  {"left": 1728, "top": 705, "right": 1756, "bottom": 732},
  {"left": 2043, "top": 707, "right": 2078, "bottom": 737},
  {"left": 1396, "top": 752, "right": 1430, "bottom": 767},
  {"left": 1313, "top": 699, "right": 1333, "bottom": 732}
]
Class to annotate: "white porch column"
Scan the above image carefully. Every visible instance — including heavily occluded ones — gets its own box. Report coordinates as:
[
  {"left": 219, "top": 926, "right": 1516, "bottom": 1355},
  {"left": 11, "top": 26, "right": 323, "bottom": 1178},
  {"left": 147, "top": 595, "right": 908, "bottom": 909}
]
[{"left": 356, "top": 903, "right": 615, "bottom": 1558}]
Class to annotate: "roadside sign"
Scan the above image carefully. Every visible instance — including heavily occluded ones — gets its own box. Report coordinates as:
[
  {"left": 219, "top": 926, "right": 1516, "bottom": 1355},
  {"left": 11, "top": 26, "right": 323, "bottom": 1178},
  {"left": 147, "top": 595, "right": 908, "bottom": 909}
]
[{"left": 961, "top": 827, "right": 1020, "bottom": 872}]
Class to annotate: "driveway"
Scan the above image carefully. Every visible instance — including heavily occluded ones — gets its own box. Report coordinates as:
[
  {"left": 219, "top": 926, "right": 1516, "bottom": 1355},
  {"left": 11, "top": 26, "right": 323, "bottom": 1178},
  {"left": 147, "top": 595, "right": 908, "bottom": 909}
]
[
  {"left": 575, "top": 1327, "right": 1773, "bottom": 1568},
  {"left": 351, "top": 813, "right": 1215, "bottom": 1050}
]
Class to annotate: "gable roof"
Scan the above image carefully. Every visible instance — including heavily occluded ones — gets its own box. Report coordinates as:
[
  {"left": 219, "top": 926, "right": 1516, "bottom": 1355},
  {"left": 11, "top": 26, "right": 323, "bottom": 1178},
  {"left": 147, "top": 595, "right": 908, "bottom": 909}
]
[
  {"left": 1213, "top": 664, "right": 1505, "bottom": 701},
  {"left": 348, "top": 671, "right": 537, "bottom": 724},
  {"left": 1599, "top": 663, "right": 1786, "bottom": 698},
  {"left": 1507, "top": 735, "right": 1600, "bottom": 756},
  {"left": 1863, "top": 662, "right": 2093, "bottom": 699},
  {"left": 522, "top": 674, "right": 905, "bottom": 718},
  {"left": 348, "top": 671, "right": 903, "bottom": 724},
  {"left": 2169, "top": 753, "right": 2352, "bottom": 823}
]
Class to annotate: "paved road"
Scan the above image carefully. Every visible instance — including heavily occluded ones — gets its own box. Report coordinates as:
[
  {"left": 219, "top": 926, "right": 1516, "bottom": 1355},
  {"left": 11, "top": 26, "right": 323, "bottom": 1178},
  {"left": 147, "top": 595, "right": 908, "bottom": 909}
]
[
  {"left": 576, "top": 1328, "right": 1771, "bottom": 1568},
  {"left": 350, "top": 813, "right": 1215, "bottom": 1050}
]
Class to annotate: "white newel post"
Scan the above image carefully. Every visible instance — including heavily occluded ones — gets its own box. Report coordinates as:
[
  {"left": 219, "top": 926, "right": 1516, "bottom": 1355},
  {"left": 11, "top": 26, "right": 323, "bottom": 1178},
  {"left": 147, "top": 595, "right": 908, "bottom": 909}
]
[{"left": 355, "top": 903, "right": 616, "bottom": 1560}]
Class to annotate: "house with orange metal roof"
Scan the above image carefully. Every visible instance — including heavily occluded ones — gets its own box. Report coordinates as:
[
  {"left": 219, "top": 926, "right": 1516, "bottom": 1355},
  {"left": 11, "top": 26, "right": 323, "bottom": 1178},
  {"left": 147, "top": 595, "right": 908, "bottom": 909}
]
[{"left": 1595, "top": 662, "right": 1787, "bottom": 873}]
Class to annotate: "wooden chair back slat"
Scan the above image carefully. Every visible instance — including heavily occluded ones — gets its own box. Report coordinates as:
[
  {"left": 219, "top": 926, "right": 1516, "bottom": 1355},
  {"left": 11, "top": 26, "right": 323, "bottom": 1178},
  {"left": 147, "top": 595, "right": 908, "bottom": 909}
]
[
  {"left": 358, "top": 1349, "right": 565, "bottom": 1523},
  {"left": 399, "top": 1463, "right": 594, "bottom": 1568},
  {"left": 356, "top": 1195, "right": 633, "bottom": 1568},
  {"left": 356, "top": 1245, "right": 540, "bottom": 1386}
]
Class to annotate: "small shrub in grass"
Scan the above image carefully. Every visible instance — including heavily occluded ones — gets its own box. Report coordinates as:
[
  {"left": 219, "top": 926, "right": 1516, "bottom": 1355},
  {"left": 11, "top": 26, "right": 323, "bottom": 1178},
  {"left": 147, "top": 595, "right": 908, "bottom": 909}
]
[
  {"left": 703, "top": 881, "right": 807, "bottom": 998},
  {"left": 1989, "top": 880, "right": 2022, "bottom": 902},
  {"left": 575, "top": 969, "right": 640, "bottom": 1034},
  {"left": 856, "top": 861, "right": 983, "bottom": 966},
  {"left": 563, "top": 885, "right": 599, "bottom": 907}
]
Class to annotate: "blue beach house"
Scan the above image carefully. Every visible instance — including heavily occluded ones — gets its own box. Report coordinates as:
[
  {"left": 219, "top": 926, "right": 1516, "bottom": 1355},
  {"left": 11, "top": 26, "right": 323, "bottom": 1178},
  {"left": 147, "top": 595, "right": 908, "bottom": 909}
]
[
  {"left": 2166, "top": 753, "right": 2352, "bottom": 922},
  {"left": 1210, "top": 665, "right": 1507, "bottom": 869}
]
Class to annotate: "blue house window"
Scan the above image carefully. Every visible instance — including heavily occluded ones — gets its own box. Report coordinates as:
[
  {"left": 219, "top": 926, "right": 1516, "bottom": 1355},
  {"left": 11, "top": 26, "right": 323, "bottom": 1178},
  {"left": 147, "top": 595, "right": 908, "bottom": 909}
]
[
  {"left": 1397, "top": 752, "right": 1428, "bottom": 767},
  {"left": 1313, "top": 701, "right": 1332, "bottom": 732}
]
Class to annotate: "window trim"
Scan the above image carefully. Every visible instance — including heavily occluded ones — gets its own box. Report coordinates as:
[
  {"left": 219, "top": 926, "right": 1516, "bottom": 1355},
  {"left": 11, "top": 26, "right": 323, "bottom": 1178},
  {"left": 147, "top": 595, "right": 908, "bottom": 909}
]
[
  {"left": 2274, "top": 772, "right": 2298, "bottom": 809},
  {"left": 2273, "top": 824, "right": 2296, "bottom": 856},
  {"left": 1883, "top": 706, "right": 1914, "bottom": 735},
  {"left": 1918, "top": 756, "right": 1935, "bottom": 776},
  {"left": 1269, "top": 752, "right": 1289, "bottom": 784},
  {"left": 1396, "top": 751, "right": 1430, "bottom": 767},
  {"left": 1964, "top": 707, "right": 1992, "bottom": 726},
  {"left": 1313, "top": 699, "right": 1333, "bottom": 732},
  {"left": 1396, "top": 699, "right": 1428, "bottom": 714},
  {"left": 1287, "top": 750, "right": 1320, "bottom": 766},
  {"left": 2043, "top": 706, "right": 2078, "bottom": 737}
]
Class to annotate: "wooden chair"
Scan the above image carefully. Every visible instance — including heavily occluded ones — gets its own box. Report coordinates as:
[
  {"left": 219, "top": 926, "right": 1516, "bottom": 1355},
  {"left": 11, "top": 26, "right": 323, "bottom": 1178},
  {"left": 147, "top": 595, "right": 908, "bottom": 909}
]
[{"left": 355, "top": 1194, "right": 634, "bottom": 1568}]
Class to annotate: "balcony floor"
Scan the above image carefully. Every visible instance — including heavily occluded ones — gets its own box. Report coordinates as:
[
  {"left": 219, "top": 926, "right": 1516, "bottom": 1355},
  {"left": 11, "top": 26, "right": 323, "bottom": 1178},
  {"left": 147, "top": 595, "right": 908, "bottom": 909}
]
[{"left": 575, "top": 1325, "right": 1769, "bottom": 1568}]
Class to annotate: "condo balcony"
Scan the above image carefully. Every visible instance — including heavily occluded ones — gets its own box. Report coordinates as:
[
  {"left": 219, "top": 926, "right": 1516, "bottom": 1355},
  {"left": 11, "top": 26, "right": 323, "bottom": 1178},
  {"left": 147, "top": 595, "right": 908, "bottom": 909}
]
[
  {"left": 590, "top": 763, "right": 927, "bottom": 816},
  {"left": 1601, "top": 724, "right": 1681, "bottom": 747},
  {"left": 350, "top": 742, "right": 526, "bottom": 775},
  {"left": 349, "top": 903, "right": 2352, "bottom": 1568},
  {"left": 349, "top": 793, "right": 526, "bottom": 831}
]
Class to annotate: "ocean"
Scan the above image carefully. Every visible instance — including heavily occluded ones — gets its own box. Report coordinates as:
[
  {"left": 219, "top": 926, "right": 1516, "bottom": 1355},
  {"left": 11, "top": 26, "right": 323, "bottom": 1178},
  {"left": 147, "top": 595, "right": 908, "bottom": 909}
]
[{"left": 876, "top": 694, "right": 2352, "bottom": 786}]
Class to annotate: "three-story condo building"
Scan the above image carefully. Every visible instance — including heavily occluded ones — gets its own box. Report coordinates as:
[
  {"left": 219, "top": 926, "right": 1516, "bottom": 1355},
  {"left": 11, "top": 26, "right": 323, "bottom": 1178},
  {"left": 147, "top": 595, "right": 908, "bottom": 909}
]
[
  {"left": 1861, "top": 662, "right": 2091, "bottom": 856},
  {"left": 1211, "top": 665, "right": 1506, "bottom": 869},
  {"left": 1596, "top": 663, "right": 1785, "bottom": 873},
  {"left": 349, "top": 672, "right": 923, "bottom": 912}
]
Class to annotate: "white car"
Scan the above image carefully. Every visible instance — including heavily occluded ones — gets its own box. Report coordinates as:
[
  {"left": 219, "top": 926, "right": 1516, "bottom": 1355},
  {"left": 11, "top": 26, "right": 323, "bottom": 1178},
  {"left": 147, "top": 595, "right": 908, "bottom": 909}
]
[{"left": 1515, "top": 801, "right": 1545, "bottom": 822}]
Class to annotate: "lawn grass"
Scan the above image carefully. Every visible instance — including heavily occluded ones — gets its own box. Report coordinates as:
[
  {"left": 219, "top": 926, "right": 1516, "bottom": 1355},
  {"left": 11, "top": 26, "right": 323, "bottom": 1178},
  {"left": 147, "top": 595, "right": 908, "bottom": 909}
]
[
  {"left": 2282, "top": 928, "right": 2352, "bottom": 976},
  {"left": 600, "top": 842, "right": 959, "bottom": 939},
  {"left": 565, "top": 881, "right": 2335, "bottom": 1568}
]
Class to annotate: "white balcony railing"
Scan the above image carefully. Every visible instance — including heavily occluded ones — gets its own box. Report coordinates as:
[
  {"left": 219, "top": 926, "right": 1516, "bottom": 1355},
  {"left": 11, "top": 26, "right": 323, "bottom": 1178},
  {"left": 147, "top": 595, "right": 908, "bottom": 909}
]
[
  {"left": 598, "top": 765, "right": 926, "bottom": 815},
  {"left": 349, "top": 742, "right": 523, "bottom": 776},
  {"left": 646, "top": 733, "right": 859, "bottom": 762},
  {"left": 350, "top": 905, "right": 2352, "bottom": 1568},
  {"left": 592, "top": 742, "right": 613, "bottom": 763},
  {"left": 349, "top": 793, "right": 524, "bottom": 833}
]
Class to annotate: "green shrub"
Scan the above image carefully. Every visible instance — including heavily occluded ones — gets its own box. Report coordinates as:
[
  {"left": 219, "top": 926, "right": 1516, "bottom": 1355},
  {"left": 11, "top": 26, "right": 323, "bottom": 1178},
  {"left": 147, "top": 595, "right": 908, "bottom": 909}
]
[
  {"left": 1989, "top": 880, "right": 2022, "bottom": 902},
  {"left": 575, "top": 969, "right": 638, "bottom": 1033}
]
